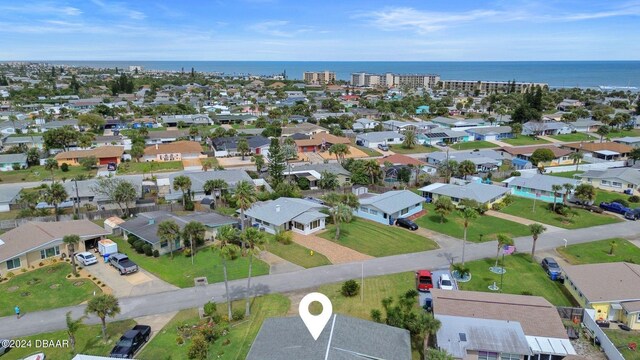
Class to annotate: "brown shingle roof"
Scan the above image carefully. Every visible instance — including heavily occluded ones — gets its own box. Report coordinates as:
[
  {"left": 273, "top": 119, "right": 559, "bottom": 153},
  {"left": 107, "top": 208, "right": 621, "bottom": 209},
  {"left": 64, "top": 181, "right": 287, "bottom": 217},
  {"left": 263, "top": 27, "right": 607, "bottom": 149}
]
[
  {"left": 431, "top": 289, "right": 568, "bottom": 339},
  {"left": 499, "top": 145, "right": 571, "bottom": 158},
  {"left": 294, "top": 133, "right": 350, "bottom": 147},
  {"left": 563, "top": 262, "right": 640, "bottom": 303},
  {"left": 144, "top": 141, "right": 203, "bottom": 156},
  {"left": 377, "top": 154, "right": 426, "bottom": 166},
  {"left": 0, "top": 220, "right": 110, "bottom": 262},
  {"left": 54, "top": 146, "right": 124, "bottom": 160},
  {"left": 621, "top": 300, "right": 640, "bottom": 313},
  {"left": 563, "top": 141, "right": 633, "bottom": 154}
]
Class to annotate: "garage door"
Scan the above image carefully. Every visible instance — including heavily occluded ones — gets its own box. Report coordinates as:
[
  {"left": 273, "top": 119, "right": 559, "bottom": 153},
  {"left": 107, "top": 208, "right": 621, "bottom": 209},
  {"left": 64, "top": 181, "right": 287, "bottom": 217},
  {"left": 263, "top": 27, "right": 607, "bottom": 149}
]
[{"left": 99, "top": 157, "right": 117, "bottom": 165}]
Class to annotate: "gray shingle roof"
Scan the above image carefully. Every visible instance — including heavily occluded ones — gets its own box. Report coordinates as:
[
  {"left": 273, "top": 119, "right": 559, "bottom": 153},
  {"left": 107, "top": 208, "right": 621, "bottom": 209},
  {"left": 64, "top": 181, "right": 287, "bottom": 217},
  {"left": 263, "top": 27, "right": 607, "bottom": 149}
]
[
  {"left": 356, "top": 131, "right": 402, "bottom": 143},
  {"left": 580, "top": 168, "right": 640, "bottom": 185},
  {"left": 169, "top": 169, "right": 253, "bottom": 194},
  {"left": 244, "top": 197, "right": 327, "bottom": 226},
  {"left": 212, "top": 136, "right": 270, "bottom": 151},
  {"left": 428, "top": 149, "right": 504, "bottom": 163},
  {"left": 465, "top": 126, "right": 512, "bottom": 135},
  {"left": 0, "top": 153, "right": 27, "bottom": 164},
  {"left": 359, "top": 190, "right": 425, "bottom": 214},
  {"left": 504, "top": 173, "right": 579, "bottom": 192},
  {"left": 246, "top": 315, "right": 411, "bottom": 360},
  {"left": 420, "top": 182, "right": 510, "bottom": 203},
  {"left": 287, "top": 163, "right": 350, "bottom": 176}
]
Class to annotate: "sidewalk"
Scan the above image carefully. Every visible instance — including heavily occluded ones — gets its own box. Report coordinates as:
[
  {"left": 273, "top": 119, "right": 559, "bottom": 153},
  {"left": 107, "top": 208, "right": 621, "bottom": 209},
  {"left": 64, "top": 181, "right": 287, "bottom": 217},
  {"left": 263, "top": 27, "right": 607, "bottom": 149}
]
[
  {"left": 259, "top": 251, "right": 305, "bottom": 274},
  {"left": 291, "top": 232, "right": 372, "bottom": 264},
  {"left": 537, "top": 135, "right": 563, "bottom": 143},
  {"left": 487, "top": 139, "right": 511, "bottom": 147},
  {"left": 485, "top": 210, "right": 564, "bottom": 233}
]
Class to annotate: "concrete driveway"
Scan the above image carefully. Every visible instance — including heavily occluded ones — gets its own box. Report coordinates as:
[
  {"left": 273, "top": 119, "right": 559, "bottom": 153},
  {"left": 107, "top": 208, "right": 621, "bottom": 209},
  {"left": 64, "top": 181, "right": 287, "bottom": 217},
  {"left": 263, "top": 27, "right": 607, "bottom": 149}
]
[{"left": 82, "top": 258, "right": 178, "bottom": 297}]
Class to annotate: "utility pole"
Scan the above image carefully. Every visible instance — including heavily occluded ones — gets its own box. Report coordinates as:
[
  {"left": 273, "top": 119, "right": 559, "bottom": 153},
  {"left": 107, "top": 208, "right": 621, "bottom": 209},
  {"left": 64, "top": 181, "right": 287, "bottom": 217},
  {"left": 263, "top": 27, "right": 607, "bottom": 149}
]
[{"left": 73, "top": 178, "right": 80, "bottom": 216}]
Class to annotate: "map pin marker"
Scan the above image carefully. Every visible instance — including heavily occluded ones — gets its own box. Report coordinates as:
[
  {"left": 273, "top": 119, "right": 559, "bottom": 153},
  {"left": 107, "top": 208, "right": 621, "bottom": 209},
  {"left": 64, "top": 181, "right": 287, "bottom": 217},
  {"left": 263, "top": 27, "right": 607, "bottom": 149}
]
[{"left": 299, "top": 292, "right": 333, "bottom": 340}]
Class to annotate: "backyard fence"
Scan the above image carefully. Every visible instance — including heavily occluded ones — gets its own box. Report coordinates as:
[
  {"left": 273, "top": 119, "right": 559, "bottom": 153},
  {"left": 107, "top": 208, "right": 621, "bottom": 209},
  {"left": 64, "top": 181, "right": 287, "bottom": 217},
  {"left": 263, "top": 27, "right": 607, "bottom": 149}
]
[
  {"left": 582, "top": 309, "right": 625, "bottom": 360},
  {"left": 556, "top": 306, "right": 584, "bottom": 323}
]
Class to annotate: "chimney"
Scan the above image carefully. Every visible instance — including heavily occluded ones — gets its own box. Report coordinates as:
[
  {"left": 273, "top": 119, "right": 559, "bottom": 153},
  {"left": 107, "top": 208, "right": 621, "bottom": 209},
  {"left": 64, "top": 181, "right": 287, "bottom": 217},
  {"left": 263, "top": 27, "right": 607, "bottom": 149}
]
[
  {"left": 276, "top": 205, "right": 280, "bottom": 213},
  {"left": 155, "top": 144, "right": 159, "bottom": 150}
]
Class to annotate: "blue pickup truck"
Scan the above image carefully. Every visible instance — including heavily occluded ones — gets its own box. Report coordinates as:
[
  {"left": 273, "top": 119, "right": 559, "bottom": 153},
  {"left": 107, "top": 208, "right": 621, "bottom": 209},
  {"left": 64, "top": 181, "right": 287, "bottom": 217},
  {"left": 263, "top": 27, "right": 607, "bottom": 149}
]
[{"left": 599, "top": 202, "right": 631, "bottom": 215}]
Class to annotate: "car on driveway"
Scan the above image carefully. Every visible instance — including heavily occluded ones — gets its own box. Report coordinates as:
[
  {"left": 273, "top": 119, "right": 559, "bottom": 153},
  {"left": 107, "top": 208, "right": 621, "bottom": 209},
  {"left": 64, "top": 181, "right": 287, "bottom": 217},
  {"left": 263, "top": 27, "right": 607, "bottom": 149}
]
[
  {"left": 75, "top": 252, "right": 98, "bottom": 266},
  {"left": 109, "top": 325, "right": 151, "bottom": 358},
  {"left": 396, "top": 218, "right": 418, "bottom": 230},
  {"left": 438, "top": 274, "right": 454, "bottom": 290},
  {"left": 624, "top": 208, "right": 640, "bottom": 220},
  {"left": 108, "top": 253, "right": 139, "bottom": 275},
  {"left": 541, "top": 257, "right": 562, "bottom": 277},
  {"left": 377, "top": 143, "right": 389, "bottom": 151},
  {"left": 415, "top": 270, "right": 433, "bottom": 292},
  {"left": 599, "top": 201, "right": 631, "bottom": 215}
]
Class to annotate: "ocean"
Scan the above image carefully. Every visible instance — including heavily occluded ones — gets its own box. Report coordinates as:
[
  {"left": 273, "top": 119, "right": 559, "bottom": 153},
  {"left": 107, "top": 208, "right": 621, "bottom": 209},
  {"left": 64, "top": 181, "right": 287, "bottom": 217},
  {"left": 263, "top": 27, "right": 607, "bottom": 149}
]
[{"left": 43, "top": 61, "right": 640, "bottom": 88}]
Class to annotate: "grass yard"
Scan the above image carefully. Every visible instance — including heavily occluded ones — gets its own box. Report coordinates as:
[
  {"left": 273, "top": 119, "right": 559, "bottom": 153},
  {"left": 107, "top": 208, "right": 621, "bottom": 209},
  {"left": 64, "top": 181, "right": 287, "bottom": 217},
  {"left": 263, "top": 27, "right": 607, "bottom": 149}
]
[
  {"left": 353, "top": 144, "right": 382, "bottom": 157},
  {"left": 416, "top": 204, "right": 530, "bottom": 242},
  {"left": 449, "top": 141, "right": 497, "bottom": 151},
  {"left": 265, "top": 240, "right": 332, "bottom": 268},
  {"left": 319, "top": 218, "right": 439, "bottom": 257},
  {"left": 547, "top": 170, "right": 584, "bottom": 179},
  {"left": 140, "top": 294, "right": 290, "bottom": 360},
  {"left": 502, "top": 136, "right": 551, "bottom": 146},
  {"left": 549, "top": 133, "right": 596, "bottom": 142},
  {"left": 594, "top": 188, "right": 633, "bottom": 204},
  {"left": 603, "top": 329, "right": 640, "bottom": 360},
  {"left": 0, "top": 165, "right": 96, "bottom": 183},
  {"left": 556, "top": 238, "right": 640, "bottom": 265},
  {"left": 110, "top": 237, "right": 269, "bottom": 288},
  {"left": 606, "top": 128, "right": 640, "bottom": 138},
  {"left": 500, "top": 197, "right": 622, "bottom": 229},
  {"left": 389, "top": 144, "right": 439, "bottom": 154},
  {"left": 0, "top": 209, "right": 20, "bottom": 221},
  {"left": 116, "top": 161, "right": 183, "bottom": 174},
  {"left": 459, "top": 254, "right": 576, "bottom": 306},
  {"left": 0, "top": 262, "right": 101, "bottom": 317},
  {"left": 7, "top": 319, "right": 136, "bottom": 359}
]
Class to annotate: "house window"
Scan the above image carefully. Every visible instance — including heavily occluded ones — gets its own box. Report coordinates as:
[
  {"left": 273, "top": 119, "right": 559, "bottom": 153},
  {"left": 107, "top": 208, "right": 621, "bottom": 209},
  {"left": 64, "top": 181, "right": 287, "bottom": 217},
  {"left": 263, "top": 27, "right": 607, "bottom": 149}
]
[
  {"left": 369, "top": 209, "right": 378, "bottom": 215},
  {"left": 612, "top": 182, "right": 622, "bottom": 188},
  {"left": 401, "top": 208, "right": 409, "bottom": 215},
  {"left": 360, "top": 206, "right": 369, "bottom": 213},
  {"left": 310, "top": 220, "right": 321, "bottom": 229},
  {"left": 6, "top": 258, "right": 21, "bottom": 270},
  {"left": 501, "top": 353, "right": 520, "bottom": 360},
  {"left": 478, "top": 351, "right": 498, "bottom": 360},
  {"left": 294, "top": 222, "right": 305, "bottom": 231},
  {"left": 161, "top": 241, "right": 168, "bottom": 248},
  {"left": 637, "top": 313, "right": 640, "bottom": 323},
  {"left": 40, "top": 246, "right": 60, "bottom": 259},
  {"left": 601, "top": 180, "right": 611, "bottom": 186}
]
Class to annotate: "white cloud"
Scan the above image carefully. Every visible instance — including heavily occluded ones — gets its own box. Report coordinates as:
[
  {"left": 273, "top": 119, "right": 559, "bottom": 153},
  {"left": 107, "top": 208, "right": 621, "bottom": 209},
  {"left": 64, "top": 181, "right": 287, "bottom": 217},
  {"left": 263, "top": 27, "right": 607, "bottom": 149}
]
[
  {"left": 0, "top": 2, "right": 82, "bottom": 17},
  {"left": 90, "top": 0, "right": 146, "bottom": 20}
]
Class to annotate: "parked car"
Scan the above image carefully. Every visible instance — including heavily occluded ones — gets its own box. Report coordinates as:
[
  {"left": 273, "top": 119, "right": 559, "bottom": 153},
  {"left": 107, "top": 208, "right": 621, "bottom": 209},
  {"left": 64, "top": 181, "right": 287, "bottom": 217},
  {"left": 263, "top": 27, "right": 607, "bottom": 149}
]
[
  {"left": 624, "top": 208, "right": 640, "bottom": 220},
  {"left": 108, "top": 253, "right": 139, "bottom": 275},
  {"left": 541, "top": 257, "right": 562, "bottom": 277},
  {"left": 107, "top": 162, "right": 118, "bottom": 171},
  {"left": 435, "top": 141, "right": 446, "bottom": 146},
  {"left": 415, "top": 270, "right": 433, "bottom": 292},
  {"left": 109, "top": 325, "right": 151, "bottom": 358},
  {"left": 599, "top": 201, "right": 631, "bottom": 215},
  {"left": 568, "top": 196, "right": 594, "bottom": 206},
  {"left": 395, "top": 217, "right": 418, "bottom": 231},
  {"left": 438, "top": 274, "right": 454, "bottom": 290},
  {"left": 75, "top": 252, "right": 98, "bottom": 266},
  {"left": 377, "top": 143, "right": 389, "bottom": 151}
]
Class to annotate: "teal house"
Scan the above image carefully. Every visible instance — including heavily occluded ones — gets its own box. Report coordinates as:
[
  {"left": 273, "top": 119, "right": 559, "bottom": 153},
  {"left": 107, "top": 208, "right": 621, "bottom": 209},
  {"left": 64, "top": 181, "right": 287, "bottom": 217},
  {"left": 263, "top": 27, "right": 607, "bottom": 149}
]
[{"left": 416, "top": 105, "right": 430, "bottom": 114}]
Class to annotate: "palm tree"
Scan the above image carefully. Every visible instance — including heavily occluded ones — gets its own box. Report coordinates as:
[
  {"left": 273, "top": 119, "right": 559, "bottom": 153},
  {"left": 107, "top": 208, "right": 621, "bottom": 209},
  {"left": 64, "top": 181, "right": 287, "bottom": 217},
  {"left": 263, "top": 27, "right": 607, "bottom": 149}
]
[
  {"left": 596, "top": 125, "right": 609, "bottom": 143},
  {"left": 44, "top": 158, "right": 59, "bottom": 181},
  {"left": 234, "top": 180, "right": 256, "bottom": 231},
  {"left": 203, "top": 179, "right": 228, "bottom": 206},
  {"left": 528, "top": 223, "right": 547, "bottom": 260},
  {"left": 562, "top": 183, "right": 575, "bottom": 205},
  {"left": 551, "top": 184, "right": 563, "bottom": 211},
  {"left": 216, "top": 225, "right": 240, "bottom": 320},
  {"left": 569, "top": 151, "right": 584, "bottom": 171},
  {"left": 63, "top": 234, "right": 81, "bottom": 276},
  {"left": 363, "top": 159, "right": 381, "bottom": 184},
  {"left": 434, "top": 197, "right": 454, "bottom": 223},
  {"left": 183, "top": 221, "right": 206, "bottom": 264},
  {"left": 328, "top": 143, "right": 350, "bottom": 164},
  {"left": 237, "top": 137, "right": 250, "bottom": 160},
  {"left": 332, "top": 203, "right": 353, "bottom": 240},
  {"left": 157, "top": 220, "right": 181, "bottom": 259},
  {"left": 511, "top": 123, "right": 522, "bottom": 138},
  {"left": 402, "top": 130, "right": 417, "bottom": 149},
  {"left": 66, "top": 311, "right": 85, "bottom": 353},
  {"left": 629, "top": 148, "right": 640, "bottom": 165},
  {"left": 85, "top": 294, "right": 120, "bottom": 341},
  {"left": 574, "top": 183, "right": 596, "bottom": 206},
  {"left": 457, "top": 160, "right": 476, "bottom": 179},
  {"left": 251, "top": 154, "right": 265, "bottom": 173},
  {"left": 461, "top": 207, "right": 478, "bottom": 265},
  {"left": 495, "top": 234, "right": 514, "bottom": 268},
  {"left": 42, "top": 182, "right": 68, "bottom": 221},
  {"left": 423, "top": 313, "right": 442, "bottom": 349},
  {"left": 241, "top": 227, "right": 266, "bottom": 317},
  {"left": 173, "top": 175, "right": 192, "bottom": 208}
]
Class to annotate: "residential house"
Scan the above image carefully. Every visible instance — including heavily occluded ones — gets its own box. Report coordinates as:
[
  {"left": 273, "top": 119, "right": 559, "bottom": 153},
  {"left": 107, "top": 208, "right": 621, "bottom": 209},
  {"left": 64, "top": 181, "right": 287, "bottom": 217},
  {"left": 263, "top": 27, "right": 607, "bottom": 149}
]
[
  {"left": 382, "top": 120, "right": 435, "bottom": 132},
  {"left": 377, "top": 153, "right": 426, "bottom": 167},
  {"left": 144, "top": 130, "right": 190, "bottom": 145},
  {"left": 352, "top": 118, "right": 379, "bottom": 132},
  {"left": 431, "top": 289, "right": 576, "bottom": 359},
  {"left": 561, "top": 142, "right": 633, "bottom": 161},
  {"left": 0, "top": 184, "right": 22, "bottom": 212},
  {"left": 159, "top": 114, "right": 212, "bottom": 127},
  {"left": 165, "top": 169, "right": 254, "bottom": 202},
  {"left": 142, "top": 141, "right": 204, "bottom": 162},
  {"left": 569, "top": 119, "right": 602, "bottom": 133},
  {"left": 211, "top": 136, "right": 270, "bottom": 157},
  {"left": 0, "top": 135, "right": 44, "bottom": 150},
  {"left": 0, "top": 153, "right": 27, "bottom": 171},
  {"left": 281, "top": 123, "right": 328, "bottom": 137},
  {"left": 431, "top": 116, "right": 486, "bottom": 130},
  {"left": 284, "top": 163, "right": 351, "bottom": 188},
  {"left": 354, "top": 189, "right": 425, "bottom": 225},
  {"left": 503, "top": 173, "right": 579, "bottom": 203},
  {"left": 426, "top": 149, "right": 504, "bottom": 173},
  {"left": 62, "top": 175, "right": 143, "bottom": 207},
  {"left": 213, "top": 114, "right": 258, "bottom": 125},
  {"left": 498, "top": 145, "right": 573, "bottom": 169},
  {"left": 419, "top": 182, "right": 510, "bottom": 207},
  {"left": 246, "top": 315, "right": 411, "bottom": 360},
  {"left": 54, "top": 146, "right": 124, "bottom": 166},
  {"left": 614, "top": 136, "right": 640, "bottom": 147},
  {"left": 563, "top": 262, "right": 640, "bottom": 330},
  {"left": 522, "top": 121, "right": 572, "bottom": 136},
  {"left": 465, "top": 126, "right": 513, "bottom": 141},
  {"left": 0, "top": 220, "right": 110, "bottom": 274},
  {"left": 579, "top": 168, "right": 640, "bottom": 193},
  {"left": 40, "top": 119, "right": 79, "bottom": 132},
  {"left": 419, "top": 128, "right": 470, "bottom": 145},
  {"left": 557, "top": 99, "right": 584, "bottom": 111},
  {"left": 243, "top": 197, "right": 328, "bottom": 235},
  {"left": 119, "top": 211, "right": 238, "bottom": 255},
  {"left": 294, "top": 133, "right": 350, "bottom": 153},
  {"left": 356, "top": 131, "right": 403, "bottom": 148}
]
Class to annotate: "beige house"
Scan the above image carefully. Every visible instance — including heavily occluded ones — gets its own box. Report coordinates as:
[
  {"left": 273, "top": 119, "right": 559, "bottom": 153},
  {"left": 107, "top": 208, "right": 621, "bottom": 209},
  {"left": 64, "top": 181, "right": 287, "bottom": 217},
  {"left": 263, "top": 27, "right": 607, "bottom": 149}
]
[
  {"left": 142, "top": 141, "right": 205, "bottom": 162},
  {"left": 0, "top": 220, "right": 110, "bottom": 274},
  {"left": 579, "top": 168, "right": 640, "bottom": 193}
]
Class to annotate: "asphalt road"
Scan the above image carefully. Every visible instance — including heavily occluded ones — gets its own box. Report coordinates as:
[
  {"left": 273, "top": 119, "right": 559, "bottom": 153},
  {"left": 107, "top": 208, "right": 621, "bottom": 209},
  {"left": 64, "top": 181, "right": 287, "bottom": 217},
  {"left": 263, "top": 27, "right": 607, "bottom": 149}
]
[{"left": 2, "top": 220, "right": 638, "bottom": 339}]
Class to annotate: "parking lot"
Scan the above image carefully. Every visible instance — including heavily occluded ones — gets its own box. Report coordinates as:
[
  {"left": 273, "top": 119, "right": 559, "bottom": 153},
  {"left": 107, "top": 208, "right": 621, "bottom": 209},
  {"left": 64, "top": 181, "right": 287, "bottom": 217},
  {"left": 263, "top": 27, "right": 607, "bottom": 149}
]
[{"left": 418, "top": 268, "right": 457, "bottom": 309}]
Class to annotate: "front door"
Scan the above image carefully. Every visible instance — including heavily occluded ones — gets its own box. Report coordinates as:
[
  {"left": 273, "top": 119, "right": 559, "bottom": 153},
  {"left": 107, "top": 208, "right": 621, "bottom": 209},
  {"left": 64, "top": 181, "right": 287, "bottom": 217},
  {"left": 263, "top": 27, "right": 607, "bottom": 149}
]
[{"left": 608, "top": 306, "right": 619, "bottom": 321}]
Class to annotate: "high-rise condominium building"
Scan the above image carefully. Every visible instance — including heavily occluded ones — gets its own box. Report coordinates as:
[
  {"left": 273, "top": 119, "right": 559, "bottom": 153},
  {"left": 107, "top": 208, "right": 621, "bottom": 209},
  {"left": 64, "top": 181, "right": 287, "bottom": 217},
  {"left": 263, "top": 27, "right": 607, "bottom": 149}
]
[
  {"left": 303, "top": 71, "right": 336, "bottom": 85},
  {"left": 350, "top": 72, "right": 440, "bottom": 88}
]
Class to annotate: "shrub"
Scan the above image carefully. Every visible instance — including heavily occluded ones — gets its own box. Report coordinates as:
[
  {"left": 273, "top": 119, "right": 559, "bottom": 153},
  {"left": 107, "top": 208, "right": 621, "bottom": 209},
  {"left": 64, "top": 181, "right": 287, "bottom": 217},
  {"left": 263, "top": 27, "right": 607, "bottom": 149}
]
[
  {"left": 21, "top": 268, "right": 27, "bottom": 273},
  {"left": 341, "top": 280, "right": 360, "bottom": 297},
  {"left": 176, "top": 336, "right": 184, "bottom": 345},
  {"left": 491, "top": 202, "right": 504, "bottom": 211},
  {"left": 12, "top": 163, "right": 21, "bottom": 171},
  {"left": 204, "top": 302, "right": 217, "bottom": 317},
  {"left": 187, "top": 334, "right": 208, "bottom": 360},
  {"left": 521, "top": 291, "right": 533, "bottom": 296},
  {"left": 127, "top": 236, "right": 137, "bottom": 247},
  {"left": 96, "top": 281, "right": 101, "bottom": 285},
  {"left": 143, "top": 244, "right": 153, "bottom": 256},
  {"left": 6, "top": 272, "right": 15, "bottom": 278},
  {"left": 297, "top": 177, "right": 310, "bottom": 190},
  {"left": 629, "top": 195, "right": 640, "bottom": 203},
  {"left": 39, "top": 262, "right": 44, "bottom": 267},
  {"left": 232, "top": 308, "right": 245, "bottom": 321},
  {"left": 510, "top": 171, "right": 521, "bottom": 177},
  {"left": 133, "top": 240, "right": 146, "bottom": 254},
  {"left": 612, "top": 198, "right": 630, "bottom": 207},
  {"left": 210, "top": 312, "right": 222, "bottom": 324},
  {"left": 184, "top": 248, "right": 192, "bottom": 257},
  {"left": 60, "top": 163, "right": 69, "bottom": 172},
  {"left": 153, "top": 250, "right": 160, "bottom": 258},
  {"left": 275, "top": 231, "right": 292, "bottom": 245}
]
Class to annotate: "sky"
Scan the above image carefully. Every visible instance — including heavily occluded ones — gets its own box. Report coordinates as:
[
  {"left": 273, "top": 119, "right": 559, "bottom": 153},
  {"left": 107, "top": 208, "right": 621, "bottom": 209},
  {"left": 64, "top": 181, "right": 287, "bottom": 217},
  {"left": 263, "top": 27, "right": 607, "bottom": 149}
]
[{"left": 0, "top": 0, "right": 639, "bottom": 61}]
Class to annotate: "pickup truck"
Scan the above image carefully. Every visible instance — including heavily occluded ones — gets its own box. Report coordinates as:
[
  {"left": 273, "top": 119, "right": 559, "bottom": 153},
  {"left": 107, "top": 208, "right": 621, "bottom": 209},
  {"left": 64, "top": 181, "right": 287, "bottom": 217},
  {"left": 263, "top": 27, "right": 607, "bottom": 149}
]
[
  {"left": 415, "top": 270, "right": 433, "bottom": 292},
  {"left": 109, "top": 325, "right": 151, "bottom": 358},
  {"left": 599, "top": 201, "right": 631, "bottom": 215},
  {"left": 108, "top": 253, "right": 138, "bottom": 275}
]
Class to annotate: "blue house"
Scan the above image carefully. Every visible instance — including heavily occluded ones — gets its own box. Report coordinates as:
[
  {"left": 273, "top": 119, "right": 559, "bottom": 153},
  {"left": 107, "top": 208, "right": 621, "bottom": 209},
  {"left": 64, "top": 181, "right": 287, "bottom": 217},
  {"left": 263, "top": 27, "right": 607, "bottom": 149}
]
[
  {"left": 354, "top": 190, "right": 425, "bottom": 225},
  {"left": 416, "top": 105, "right": 430, "bottom": 114},
  {"left": 465, "top": 126, "right": 513, "bottom": 141}
]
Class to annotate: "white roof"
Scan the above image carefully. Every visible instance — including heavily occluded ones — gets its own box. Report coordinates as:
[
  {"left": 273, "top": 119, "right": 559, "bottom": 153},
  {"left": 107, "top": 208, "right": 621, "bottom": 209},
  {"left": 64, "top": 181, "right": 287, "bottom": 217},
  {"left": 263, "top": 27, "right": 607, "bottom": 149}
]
[
  {"left": 157, "top": 178, "right": 171, "bottom": 186},
  {"left": 594, "top": 150, "right": 619, "bottom": 156},
  {"left": 526, "top": 336, "right": 576, "bottom": 356}
]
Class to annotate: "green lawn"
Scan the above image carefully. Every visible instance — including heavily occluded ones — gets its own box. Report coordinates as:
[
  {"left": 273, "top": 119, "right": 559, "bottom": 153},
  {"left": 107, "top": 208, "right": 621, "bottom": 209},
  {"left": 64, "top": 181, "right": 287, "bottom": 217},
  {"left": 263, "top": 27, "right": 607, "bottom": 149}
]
[
  {"left": 0, "top": 165, "right": 96, "bottom": 183},
  {"left": 459, "top": 254, "right": 576, "bottom": 306},
  {"left": 140, "top": 294, "right": 290, "bottom": 360},
  {"left": 116, "top": 161, "right": 184, "bottom": 174},
  {"left": 7, "top": 319, "right": 136, "bottom": 359},
  {"left": 319, "top": 218, "right": 439, "bottom": 257},
  {"left": 110, "top": 237, "right": 269, "bottom": 288},
  {"left": 416, "top": 204, "right": 530, "bottom": 242},
  {"left": 265, "top": 240, "right": 332, "bottom": 268},
  {"left": 594, "top": 188, "right": 633, "bottom": 204},
  {"left": 556, "top": 238, "right": 640, "bottom": 265},
  {"left": 606, "top": 128, "right": 640, "bottom": 138},
  {"left": 449, "top": 141, "right": 497, "bottom": 150},
  {"left": 502, "top": 136, "right": 551, "bottom": 146},
  {"left": 547, "top": 170, "right": 584, "bottom": 179},
  {"left": 353, "top": 144, "right": 382, "bottom": 157},
  {"left": 389, "top": 144, "right": 439, "bottom": 154},
  {"left": 549, "top": 133, "right": 596, "bottom": 142},
  {"left": 500, "top": 197, "right": 622, "bottom": 229},
  {"left": 603, "top": 329, "right": 640, "bottom": 360},
  {"left": 0, "top": 262, "right": 101, "bottom": 317}
]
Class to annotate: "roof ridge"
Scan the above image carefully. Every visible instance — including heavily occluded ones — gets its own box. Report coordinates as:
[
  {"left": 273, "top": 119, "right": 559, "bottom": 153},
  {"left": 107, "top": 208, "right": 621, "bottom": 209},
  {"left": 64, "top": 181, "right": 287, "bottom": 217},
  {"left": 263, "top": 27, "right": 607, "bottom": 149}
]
[{"left": 31, "top": 222, "right": 56, "bottom": 239}]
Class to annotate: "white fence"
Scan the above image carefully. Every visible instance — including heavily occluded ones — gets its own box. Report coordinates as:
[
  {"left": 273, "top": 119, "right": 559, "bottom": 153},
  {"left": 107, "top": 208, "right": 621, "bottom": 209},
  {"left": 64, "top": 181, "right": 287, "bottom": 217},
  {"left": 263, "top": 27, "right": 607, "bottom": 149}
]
[{"left": 582, "top": 309, "right": 625, "bottom": 360}]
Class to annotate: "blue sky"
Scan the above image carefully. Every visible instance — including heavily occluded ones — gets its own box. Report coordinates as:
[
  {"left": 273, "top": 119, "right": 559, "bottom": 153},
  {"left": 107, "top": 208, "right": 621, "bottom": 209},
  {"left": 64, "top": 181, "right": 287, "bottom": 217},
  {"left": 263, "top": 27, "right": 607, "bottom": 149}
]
[{"left": 0, "top": 0, "right": 639, "bottom": 60}]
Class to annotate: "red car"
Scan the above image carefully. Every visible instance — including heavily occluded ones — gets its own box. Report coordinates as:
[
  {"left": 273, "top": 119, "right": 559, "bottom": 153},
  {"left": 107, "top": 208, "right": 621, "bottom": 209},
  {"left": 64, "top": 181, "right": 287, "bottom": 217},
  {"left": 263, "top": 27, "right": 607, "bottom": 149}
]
[{"left": 415, "top": 270, "right": 433, "bottom": 292}]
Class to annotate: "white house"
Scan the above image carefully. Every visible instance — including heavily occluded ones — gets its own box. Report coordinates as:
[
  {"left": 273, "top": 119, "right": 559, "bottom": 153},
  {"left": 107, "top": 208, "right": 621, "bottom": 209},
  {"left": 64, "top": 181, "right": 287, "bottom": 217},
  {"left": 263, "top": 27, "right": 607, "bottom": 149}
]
[
  {"left": 243, "top": 197, "right": 328, "bottom": 235},
  {"left": 356, "top": 131, "right": 403, "bottom": 148}
]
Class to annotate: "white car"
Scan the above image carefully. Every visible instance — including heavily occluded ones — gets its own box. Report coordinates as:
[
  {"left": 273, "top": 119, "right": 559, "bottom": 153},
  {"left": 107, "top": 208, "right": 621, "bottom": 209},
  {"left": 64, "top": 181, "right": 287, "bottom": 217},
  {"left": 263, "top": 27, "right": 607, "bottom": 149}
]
[
  {"left": 75, "top": 252, "right": 98, "bottom": 266},
  {"left": 438, "top": 274, "right": 454, "bottom": 290}
]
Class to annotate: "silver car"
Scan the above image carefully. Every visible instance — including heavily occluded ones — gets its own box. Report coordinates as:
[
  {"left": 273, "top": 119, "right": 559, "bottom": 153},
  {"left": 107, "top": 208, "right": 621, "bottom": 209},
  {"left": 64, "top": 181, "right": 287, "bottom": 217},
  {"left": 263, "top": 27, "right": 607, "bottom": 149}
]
[{"left": 75, "top": 252, "right": 98, "bottom": 266}]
